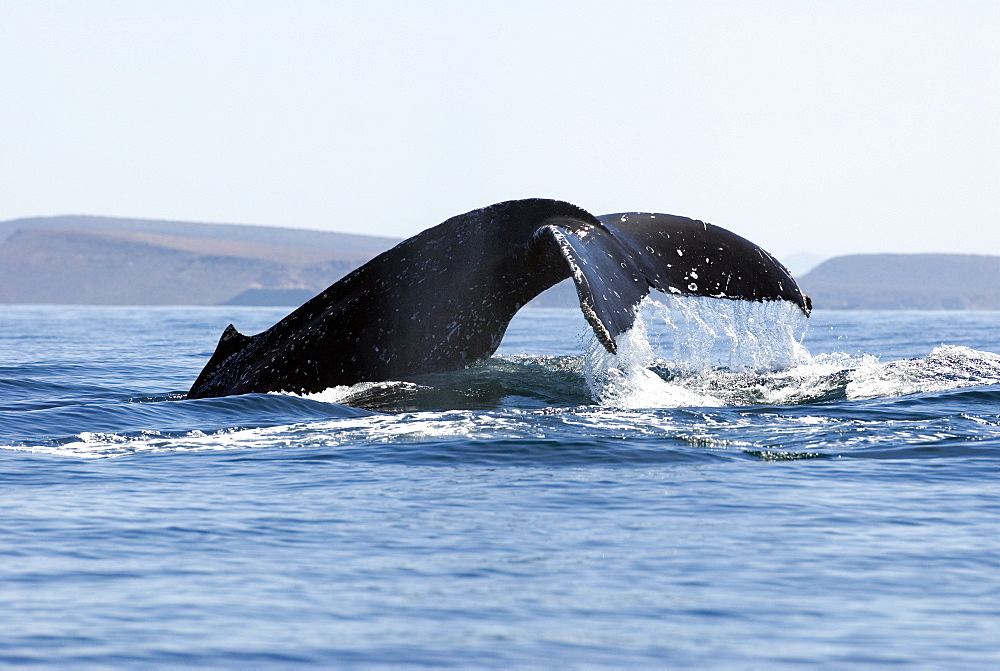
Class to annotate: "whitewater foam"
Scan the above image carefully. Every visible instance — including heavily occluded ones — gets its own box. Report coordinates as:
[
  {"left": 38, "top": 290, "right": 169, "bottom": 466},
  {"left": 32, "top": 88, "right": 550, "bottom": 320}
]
[
  {"left": 584, "top": 296, "right": 812, "bottom": 408},
  {"left": 578, "top": 297, "right": 1000, "bottom": 409},
  {"left": 846, "top": 344, "right": 1000, "bottom": 400}
]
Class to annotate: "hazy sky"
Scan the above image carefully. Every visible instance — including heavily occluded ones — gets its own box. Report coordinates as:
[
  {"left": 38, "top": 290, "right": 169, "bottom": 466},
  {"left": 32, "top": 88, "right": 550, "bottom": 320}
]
[{"left": 2, "top": 1, "right": 998, "bottom": 260}]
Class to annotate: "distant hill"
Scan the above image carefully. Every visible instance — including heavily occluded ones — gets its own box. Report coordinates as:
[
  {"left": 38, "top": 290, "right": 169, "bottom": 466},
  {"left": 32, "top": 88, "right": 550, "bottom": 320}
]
[
  {"left": 0, "top": 214, "right": 398, "bottom": 254},
  {"left": 798, "top": 254, "right": 1000, "bottom": 310},
  {"left": 0, "top": 216, "right": 400, "bottom": 305}
]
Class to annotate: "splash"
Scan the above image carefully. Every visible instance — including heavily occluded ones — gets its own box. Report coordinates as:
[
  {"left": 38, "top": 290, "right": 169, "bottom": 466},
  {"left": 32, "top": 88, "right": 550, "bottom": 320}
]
[
  {"left": 584, "top": 294, "right": 811, "bottom": 408},
  {"left": 582, "top": 293, "right": 1000, "bottom": 409},
  {"left": 583, "top": 315, "right": 725, "bottom": 408},
  {"left": 640, "top": 294, "right": 811, "bottom": 372}
]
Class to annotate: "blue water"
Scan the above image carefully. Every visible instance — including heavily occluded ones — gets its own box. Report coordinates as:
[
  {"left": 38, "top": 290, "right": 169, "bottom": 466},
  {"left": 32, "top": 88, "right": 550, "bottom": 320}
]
[{"left": 2, "top": 304, "right": 1000, "bottom": 667}]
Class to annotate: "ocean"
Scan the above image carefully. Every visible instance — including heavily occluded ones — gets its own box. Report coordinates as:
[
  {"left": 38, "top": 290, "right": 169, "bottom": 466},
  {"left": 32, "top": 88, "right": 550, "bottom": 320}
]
[{"left": 2, "top": 301, "right": 999, "bottom": 668}]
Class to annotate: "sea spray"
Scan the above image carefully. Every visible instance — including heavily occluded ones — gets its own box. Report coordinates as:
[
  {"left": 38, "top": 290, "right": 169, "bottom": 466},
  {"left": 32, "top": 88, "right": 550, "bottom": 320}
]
[
  {"left": 642, "top": 294, "right": 811, "bottom": 371},
  {"left": 583, "top": 296, "right": 1000, "bottom": 409},
  {"left": 584, "top": 295, "right": 812, "bottom": 408},
  {"left": 584, "top": 315, "right": 724, "bottom": 408}
]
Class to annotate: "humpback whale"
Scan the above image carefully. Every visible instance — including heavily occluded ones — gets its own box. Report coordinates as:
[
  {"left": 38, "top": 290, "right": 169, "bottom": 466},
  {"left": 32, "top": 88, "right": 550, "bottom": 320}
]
[{"left": 188, "top": 199, "right": 810, "bottom": 399}]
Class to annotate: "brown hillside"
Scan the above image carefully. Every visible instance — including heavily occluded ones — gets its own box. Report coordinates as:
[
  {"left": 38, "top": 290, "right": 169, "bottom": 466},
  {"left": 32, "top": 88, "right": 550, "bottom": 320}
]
[
  {"left": 798, "top": 254, "right": 1000, "bottom": 310},
  {"left": 0, "top": 228, "right": 371, "bottom": 305}
]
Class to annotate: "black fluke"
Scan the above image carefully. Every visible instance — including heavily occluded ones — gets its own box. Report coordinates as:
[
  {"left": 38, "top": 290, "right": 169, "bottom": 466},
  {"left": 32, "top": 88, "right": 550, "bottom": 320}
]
[{"left": 187, "top": 199, "right": 809, "bottom": 399}]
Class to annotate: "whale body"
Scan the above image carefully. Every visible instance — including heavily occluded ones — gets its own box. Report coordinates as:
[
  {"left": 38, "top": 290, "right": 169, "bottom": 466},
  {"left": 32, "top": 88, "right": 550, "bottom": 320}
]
[{"left": 187, "top": 199, "right": 809, "bottom": 399}]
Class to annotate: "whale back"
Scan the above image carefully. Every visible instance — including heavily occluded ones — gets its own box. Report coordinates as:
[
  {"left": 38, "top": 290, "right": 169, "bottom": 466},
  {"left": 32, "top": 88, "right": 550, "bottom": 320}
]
[{"left": 188, "top": 200, "right": 593, "bottom": 398}]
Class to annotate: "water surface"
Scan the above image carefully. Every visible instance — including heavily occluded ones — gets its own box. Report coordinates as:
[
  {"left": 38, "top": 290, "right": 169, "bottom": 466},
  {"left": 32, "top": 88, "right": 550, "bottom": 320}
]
[{"left": 2, "top": 304, "right": 999, "bottom": 667}]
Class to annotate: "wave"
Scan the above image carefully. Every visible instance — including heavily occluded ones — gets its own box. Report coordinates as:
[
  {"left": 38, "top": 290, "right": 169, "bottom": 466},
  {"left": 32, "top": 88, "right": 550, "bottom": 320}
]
[
  {"left": 0, "top": 392, "right": 372, "bottom": 456},
  {"left": 2, "top": 298, "right": 999, "bottom": 459},
  {"left": 9, "top": 385, "right": 998, "bottom": 462}
]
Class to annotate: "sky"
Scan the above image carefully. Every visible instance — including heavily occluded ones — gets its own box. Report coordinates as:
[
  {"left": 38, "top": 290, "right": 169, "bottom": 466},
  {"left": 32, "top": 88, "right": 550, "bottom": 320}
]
[{"left": 2, "top": 1, "right": 998, "bottom": 262}]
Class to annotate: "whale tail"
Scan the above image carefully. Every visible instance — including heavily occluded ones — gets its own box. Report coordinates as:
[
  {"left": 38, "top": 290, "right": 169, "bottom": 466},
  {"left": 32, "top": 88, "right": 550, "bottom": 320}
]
[
  {"left": 546, "top": 212, "right": 811, "bottom": 352},
  {"left": 188, "top": 199, "right": 809, "bottom": 399}
]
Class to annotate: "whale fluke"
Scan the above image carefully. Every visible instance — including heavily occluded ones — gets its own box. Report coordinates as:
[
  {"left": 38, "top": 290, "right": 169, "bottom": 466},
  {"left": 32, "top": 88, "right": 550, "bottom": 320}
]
[{"left": 187, "top": 199, "right": 808, "bottom": 399}]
